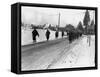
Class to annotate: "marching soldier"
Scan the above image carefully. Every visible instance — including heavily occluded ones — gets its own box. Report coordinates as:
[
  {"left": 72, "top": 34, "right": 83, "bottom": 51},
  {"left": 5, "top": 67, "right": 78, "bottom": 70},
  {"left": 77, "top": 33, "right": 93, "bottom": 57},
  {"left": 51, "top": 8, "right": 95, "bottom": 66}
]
[
  {"left": 62, "top": 31, "right": 64, "bottom": 38},
  {"left": 32, "top": 28, "right": 39, "bottom": 42},
  {"left": 46, "top": 29, "right": 50, "bottom": 41},
  {"left": 55, "top": 30, "right": 59, "bottom": 39}
]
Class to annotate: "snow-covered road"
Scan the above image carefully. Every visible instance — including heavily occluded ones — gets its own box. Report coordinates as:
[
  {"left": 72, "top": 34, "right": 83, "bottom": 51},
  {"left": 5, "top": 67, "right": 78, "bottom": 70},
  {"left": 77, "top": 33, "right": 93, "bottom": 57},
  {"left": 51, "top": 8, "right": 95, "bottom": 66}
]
[
  {"left": 49, "top": 35, "right": 95, "bottom": 69},
  {"left": 21, "top": 35, "right": 95, "bottom": 71}
]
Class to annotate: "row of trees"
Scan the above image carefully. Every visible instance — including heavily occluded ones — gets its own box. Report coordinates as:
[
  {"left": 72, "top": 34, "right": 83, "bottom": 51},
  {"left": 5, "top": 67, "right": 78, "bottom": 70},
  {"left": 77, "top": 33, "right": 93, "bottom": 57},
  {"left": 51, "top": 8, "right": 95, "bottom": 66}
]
[
  {"left": 82, "top": 10, "right": 95, "bottom": 34},
  {"left": 65, "top": 10, "right": 95, "bottom": 35}
]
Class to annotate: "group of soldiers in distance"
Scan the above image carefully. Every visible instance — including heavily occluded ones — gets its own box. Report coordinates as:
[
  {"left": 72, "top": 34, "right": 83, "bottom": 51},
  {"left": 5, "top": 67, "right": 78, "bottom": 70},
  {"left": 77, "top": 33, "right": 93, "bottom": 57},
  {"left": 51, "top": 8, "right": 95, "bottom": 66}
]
[
  {"left": 67, "top": 30, "right": 82, "bottom": 43},
  {"left": 32, "top": 27, "right": 82, "bottom": 43}
]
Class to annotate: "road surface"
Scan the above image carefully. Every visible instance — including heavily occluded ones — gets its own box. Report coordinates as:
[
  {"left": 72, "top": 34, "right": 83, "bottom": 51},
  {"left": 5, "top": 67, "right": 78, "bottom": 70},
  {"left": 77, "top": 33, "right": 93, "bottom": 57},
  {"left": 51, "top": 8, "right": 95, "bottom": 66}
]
[{"left": 21, "top": 37, "right": 81, "bottom": 71}]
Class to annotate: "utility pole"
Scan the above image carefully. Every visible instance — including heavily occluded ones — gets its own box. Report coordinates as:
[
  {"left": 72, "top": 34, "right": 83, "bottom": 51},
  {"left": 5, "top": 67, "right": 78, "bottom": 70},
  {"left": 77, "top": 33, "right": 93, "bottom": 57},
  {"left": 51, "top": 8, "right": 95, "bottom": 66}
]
[{"left": 58, "top": 13, "right": 60, "bottom": 28}]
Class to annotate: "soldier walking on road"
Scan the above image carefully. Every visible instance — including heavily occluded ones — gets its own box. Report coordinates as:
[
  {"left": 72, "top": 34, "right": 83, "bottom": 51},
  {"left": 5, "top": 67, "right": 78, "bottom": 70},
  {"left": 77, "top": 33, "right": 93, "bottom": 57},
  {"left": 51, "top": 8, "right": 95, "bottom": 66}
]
[
  {"left": 68, "top": 31, "right": 73, "bottom": 43},
  {"left": 46, "top": 29, "right": 50, "bottom": 41},
  {"left": 55, "top": 30, "right": 59, "bottom": 39},
  {"left": 32, "top": 28, "right": 39, "bottom": 42},
  {"left": 62, "top": 31, "right": 64, "bottom": 38}
]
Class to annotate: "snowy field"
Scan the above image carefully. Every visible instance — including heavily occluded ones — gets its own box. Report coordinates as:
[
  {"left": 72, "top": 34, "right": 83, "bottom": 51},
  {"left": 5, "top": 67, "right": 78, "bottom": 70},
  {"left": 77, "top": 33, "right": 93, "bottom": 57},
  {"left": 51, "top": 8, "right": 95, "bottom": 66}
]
[{"left": 21, "top": 28, "right": 67, "bottom": 45}]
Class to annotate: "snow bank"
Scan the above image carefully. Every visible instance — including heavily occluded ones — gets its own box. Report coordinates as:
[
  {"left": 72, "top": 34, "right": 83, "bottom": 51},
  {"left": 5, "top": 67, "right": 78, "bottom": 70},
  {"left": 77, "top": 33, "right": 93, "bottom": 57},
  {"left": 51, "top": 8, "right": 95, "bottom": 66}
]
[{"left": 21, "top": 29, "right": 66, "bottom": 45}]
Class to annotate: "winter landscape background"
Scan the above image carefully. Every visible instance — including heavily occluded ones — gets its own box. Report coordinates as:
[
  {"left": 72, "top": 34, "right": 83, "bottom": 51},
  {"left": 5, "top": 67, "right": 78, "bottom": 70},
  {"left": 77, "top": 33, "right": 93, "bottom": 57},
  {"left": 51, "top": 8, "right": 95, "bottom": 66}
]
[{"left": 21, "top": 6, "right": 96, "bottom": 71}]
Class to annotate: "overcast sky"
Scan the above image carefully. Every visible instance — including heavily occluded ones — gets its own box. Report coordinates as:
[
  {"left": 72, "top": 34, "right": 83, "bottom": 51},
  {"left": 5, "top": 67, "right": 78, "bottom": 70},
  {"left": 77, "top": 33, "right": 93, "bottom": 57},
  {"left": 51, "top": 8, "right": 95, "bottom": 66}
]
[{"left": 21, "top": 6, "right": 95, "bottom": 27}]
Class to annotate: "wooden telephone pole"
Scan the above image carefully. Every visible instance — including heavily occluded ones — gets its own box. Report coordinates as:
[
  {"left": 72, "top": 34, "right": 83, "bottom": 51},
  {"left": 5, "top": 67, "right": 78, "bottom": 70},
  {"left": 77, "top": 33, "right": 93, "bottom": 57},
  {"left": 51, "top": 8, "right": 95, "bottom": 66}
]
[{"left": 58, "top": 13, "right": 60, "bottom": 28}]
